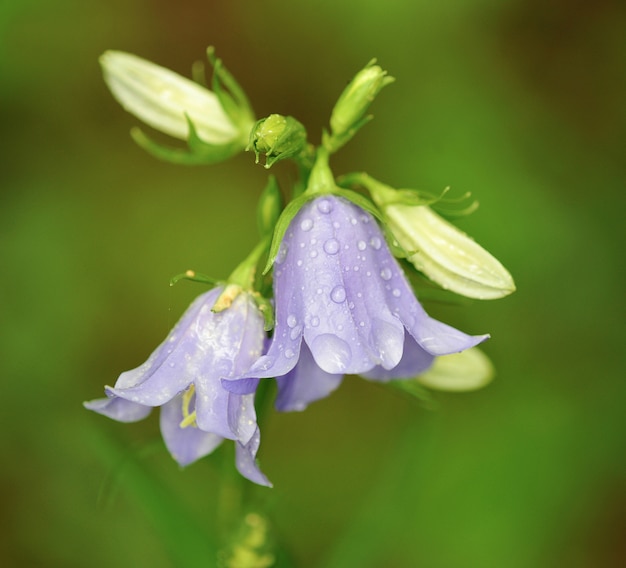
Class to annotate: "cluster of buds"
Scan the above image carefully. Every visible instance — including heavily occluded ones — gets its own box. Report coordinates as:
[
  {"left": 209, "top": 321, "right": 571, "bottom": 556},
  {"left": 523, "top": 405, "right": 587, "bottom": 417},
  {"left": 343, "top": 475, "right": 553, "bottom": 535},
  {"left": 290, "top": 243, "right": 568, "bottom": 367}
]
[{"left": 86, "top": 49, "right": 515, "bottom": 486}]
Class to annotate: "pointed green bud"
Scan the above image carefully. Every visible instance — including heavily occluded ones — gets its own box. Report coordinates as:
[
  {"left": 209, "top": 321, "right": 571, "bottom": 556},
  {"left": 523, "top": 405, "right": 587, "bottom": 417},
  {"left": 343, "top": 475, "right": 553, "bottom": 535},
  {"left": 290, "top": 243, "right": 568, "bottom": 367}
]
[
  {"left": 257, "top": 176, "right": 283, "bottom": 238},
  {"left": 362, "top": 176, "right": 515, "bottom": 300},
  {"left": 416, "top": 348, "right": 495, "bottom": 392},
  {"left": 248, "top": 114, "right": 308, "bottom": 168},
  {"left": 326, "top": 59, "right": 394, "bottom": 152}
]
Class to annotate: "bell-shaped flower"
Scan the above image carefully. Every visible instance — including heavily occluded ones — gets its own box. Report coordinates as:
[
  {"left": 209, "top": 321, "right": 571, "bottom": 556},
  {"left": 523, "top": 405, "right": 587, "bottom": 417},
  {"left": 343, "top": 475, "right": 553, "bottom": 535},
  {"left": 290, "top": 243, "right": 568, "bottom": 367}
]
[
  {"left": 101, "top": 50, "right": 254, "bottom": 163},
  {"left": 225, "top": 195, "right": 488, "bottom": 409},
  {"left": 84, "top": 287, "right": 271, "bottom": 486}
]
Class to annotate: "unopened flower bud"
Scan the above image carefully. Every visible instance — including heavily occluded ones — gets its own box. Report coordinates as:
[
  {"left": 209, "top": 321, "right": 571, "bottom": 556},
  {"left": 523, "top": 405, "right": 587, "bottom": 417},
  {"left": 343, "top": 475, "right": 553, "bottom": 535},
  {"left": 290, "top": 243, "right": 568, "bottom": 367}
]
[
  {"left": 330, "top": 60, "right": 394, "bottom": 139},
  {"left": 100, "top": 50, "right": 244, "bottom": 145},
  {"left": 248, "top": 114, "right": 308, "bottom": 168},
  {"left": 416, "top": 348, "right": 494, "bottom": 392},
  {"left": 366, "top": 178, "right": 515, "bottom": 300}
]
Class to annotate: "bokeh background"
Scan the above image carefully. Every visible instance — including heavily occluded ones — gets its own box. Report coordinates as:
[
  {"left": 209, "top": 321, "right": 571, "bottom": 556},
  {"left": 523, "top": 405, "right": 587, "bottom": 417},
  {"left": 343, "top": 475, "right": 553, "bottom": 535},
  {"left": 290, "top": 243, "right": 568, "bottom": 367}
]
[{"left": 2, "top": 0, "right": 625, "bottom": 566}]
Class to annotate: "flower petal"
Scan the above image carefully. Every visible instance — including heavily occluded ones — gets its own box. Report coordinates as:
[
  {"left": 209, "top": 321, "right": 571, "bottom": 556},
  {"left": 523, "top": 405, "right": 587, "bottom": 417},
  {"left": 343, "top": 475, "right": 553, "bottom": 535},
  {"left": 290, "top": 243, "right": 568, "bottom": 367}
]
[
  {"left": 275, "top": 196, "right": 407, "bottom": 374},
  {"left": 159, "top": 395, "right": 223, "bottom": 466},
  {"left": 83, "top": 395, "right": 152, "bottom": 422},
  {"left": 275, "top": 342, "right": 344, "bottom": 411},
  {"left": 361, "top": 333, "right": 434, "bottom": 382},
  {"left": 235, "top": 427, "right": 272, "bottom": 487}
]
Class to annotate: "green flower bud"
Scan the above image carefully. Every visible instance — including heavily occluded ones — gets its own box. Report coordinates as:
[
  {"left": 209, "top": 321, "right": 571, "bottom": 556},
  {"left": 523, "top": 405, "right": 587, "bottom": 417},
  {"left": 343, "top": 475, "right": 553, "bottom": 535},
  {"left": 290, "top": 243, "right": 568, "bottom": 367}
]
[
  {"left": 329, "top": 59, "right": 394, "bottom": 144},
  {"left": 248, "top": 114, "right": 308, "bottom": 168}
]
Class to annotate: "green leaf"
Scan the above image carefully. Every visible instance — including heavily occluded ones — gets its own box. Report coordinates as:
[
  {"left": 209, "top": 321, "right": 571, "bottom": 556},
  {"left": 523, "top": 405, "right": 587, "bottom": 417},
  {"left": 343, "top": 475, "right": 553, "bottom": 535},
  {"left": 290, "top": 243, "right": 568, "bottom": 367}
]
[{"left": 263, "top": 192, "right": 316, "bottom": 274}]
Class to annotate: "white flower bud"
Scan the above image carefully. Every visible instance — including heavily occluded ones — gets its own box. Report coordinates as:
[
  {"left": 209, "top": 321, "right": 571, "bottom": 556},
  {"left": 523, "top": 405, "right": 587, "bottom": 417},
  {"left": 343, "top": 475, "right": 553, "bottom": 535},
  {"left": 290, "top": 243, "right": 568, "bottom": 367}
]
[
  {"left": 385, "top": 203, "right": 516, "bottom": 300},
  {"left": 100, "top": 50, "right": 239, "bottom": 144},
  {"left": 417, "top": 347, "right": 494, "bottom": 392}
]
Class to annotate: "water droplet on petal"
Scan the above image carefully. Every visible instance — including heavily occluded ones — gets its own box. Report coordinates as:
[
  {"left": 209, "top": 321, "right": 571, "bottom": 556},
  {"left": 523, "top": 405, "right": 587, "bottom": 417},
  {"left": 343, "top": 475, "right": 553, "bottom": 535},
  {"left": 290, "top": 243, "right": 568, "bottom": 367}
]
[
  {"left": 324, "top": 238, "right": 340, "bottom": 255},
  {"left": 357, "top": 240, "right": 367, "bottom": 251},
  {"left": 350, "top": 218, "right": 357, "bottom": 225},
  {"left": 297, "top": 260, "right": 303, "bottom": 266},
  {"left": 285, "top": 348, "right": 295, "bottom": 359},
  {"left": 370, "top": 237, "right": 382, "bottom": 250},
  {"left": 168, "top": 362, "right": 175, "bottom": 368},
  {"left": 311, "top": 334, "right": 352, "bottom": 373},
  {"left": 287, "top": 314, "right": 298, "bottom": 328},
  {"left": 275, "top": 244, "right": 288, "bottom": 264},
  {"left": 289, "top": 325, "right": 302, "bottom": 340},
  {"left": 310, "top": 250, "right": 318, "bottom": 258},
  {"left": 330, "top": 285, "right": 347, "bottom": 303},
  {"left": 317, "top": 199, "right": 332, "bottom": 214},
  {"left": 300, "top": 218, "right": 313, "bottom": 231},
  {"left": 253, "top": 356, "right": 275, "bottom": 372},
  {"left": 380, "top": 267, "right": 392, "bottom": 281},
  {"left": 392, "top": 288, "right": 401, "bottom": 297},
  {"left": 310, "top": 316, "right": 320, "bottom": 327}
]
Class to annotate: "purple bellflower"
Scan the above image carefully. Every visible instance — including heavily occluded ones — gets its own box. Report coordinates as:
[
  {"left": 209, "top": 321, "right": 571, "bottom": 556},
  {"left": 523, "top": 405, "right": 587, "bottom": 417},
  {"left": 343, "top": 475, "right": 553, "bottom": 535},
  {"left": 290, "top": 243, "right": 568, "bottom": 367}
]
[
  {"left": 225, "top": 195, "right": 489, "bottom": 411},
  {"left": 84, "top": 287, "right": 271, "bottom": 486}
]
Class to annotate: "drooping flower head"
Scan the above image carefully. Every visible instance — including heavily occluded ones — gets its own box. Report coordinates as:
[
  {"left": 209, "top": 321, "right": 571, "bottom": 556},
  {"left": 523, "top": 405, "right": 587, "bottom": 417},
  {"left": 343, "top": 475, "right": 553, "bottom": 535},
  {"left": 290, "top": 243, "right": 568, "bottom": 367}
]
[
  {"left": 225, "top": 193, "right": 488, "bottom": 411},
  {"left": 84, "top": 286, "right": 271, "bottom": 486}
]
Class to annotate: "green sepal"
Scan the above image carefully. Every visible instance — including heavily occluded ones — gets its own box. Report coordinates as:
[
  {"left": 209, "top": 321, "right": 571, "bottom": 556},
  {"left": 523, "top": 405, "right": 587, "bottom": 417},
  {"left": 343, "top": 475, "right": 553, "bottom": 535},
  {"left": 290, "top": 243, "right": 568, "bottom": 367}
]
[
  {"left": 206, "top": 47, "right": 255, "bottom": 136},
  {"left": 388, "top": 378, "right": 438, "bottom": 410},
  {"left": 257, "top": 175, "right": 283, "bottom": 238},
  {"left": 322, "top": 114, "right": 373, "bottom": 154},
  {"left": 191, "top": 59, "right": 208, "bottom": 88},
  {"left": 255, "top": 295, "right": 275, "bottom": 332},
  {"left": 339, "top": 172, "right": 479, "bottom": 218},
  {"left": 331, "top": 187, "right": 383, "bottom": 222},
  {"left": 131, "top": 125, "right": 241, "bottom": 166},
  {"left": 262, "top": 192, "right": 317, "bottom": 274},
  {"left": 170, "top": 270, "right": 220, "bottom": 287}
]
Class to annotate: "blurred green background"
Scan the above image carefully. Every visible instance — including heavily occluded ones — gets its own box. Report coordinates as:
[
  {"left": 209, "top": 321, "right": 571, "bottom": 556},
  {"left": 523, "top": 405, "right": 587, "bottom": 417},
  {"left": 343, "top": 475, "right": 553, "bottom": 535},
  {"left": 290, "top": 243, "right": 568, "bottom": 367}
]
[{"left": 2, "top": 0, "right": 625, "bottom": 566}]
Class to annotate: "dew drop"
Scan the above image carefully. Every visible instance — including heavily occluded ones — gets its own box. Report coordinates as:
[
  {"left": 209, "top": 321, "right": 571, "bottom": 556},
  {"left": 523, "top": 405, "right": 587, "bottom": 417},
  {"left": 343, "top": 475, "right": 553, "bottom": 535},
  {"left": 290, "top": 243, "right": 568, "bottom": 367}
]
[
  {"left": 380, "top": 267, "right": 392, "bottom": 281},
  {"left": 392, "top": 288, "right": 401, "bottom": 298},
  {"left": 330, "top": 285, "right": 347, "bottom": 303},
  {"left": 285, "top": 348, "right": 295, "bottom": 359},
  {"left": 333, "top": 221, "right": 340, "bottom": 229},
  {"left": 350, "top": 217, "right": 357, "bottom": 225},
  {"left": 168, "top": 362, "right": 175, "bottom": 368},
  {"left": 275, "top": 244, "right": 288, "bottom": 264},
  {"left": 317, "top": 199, "right": 332, "bottom": 214},
  {"left": 310, "top": 316, "right": 320, "bottom": 327},
  {"left": 297, "top": 260, "right": 303, "bottom": 267},
  {"left": 287, "top": 314, "right": 298, "bottom": 328},
  {"left": 323, "top": 238, "right": 340, "bottom": 255},
  {"left": 357, "top": 240, "right": 367, "bottom": 251},
  {"left": 253, "top": 356, "right": 275, "bottom": 371},
  {"left": 316, "top": 287, "right": 323, "bottom": 295},
  {"left": 370, "top": 236, "right": 382, "bottom": 250},
  {"left": 300, "top": 218, "right": 313, "bottom": 231},
  {"left": 289, "top": 325, "right": 302, "bottom": 340},
  {"left": 310, "top": 250, "right": 318, "bottom": 258}
]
